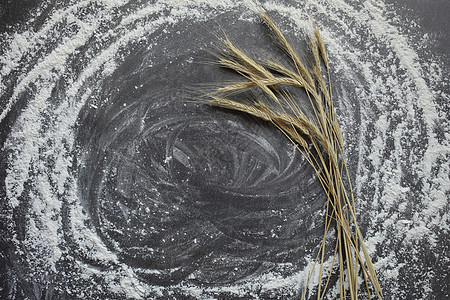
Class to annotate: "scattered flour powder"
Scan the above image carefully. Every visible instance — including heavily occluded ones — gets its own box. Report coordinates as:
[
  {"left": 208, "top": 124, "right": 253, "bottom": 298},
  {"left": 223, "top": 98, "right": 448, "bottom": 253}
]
[{"left": 1, "top": 0, "right": 448, "bottom": 299}]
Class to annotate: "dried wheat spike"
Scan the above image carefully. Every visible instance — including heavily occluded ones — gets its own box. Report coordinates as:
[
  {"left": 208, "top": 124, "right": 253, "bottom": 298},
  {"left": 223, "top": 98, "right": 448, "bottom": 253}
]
[{"left": 205, "top": 12, "right": 383, "bottom": 300}]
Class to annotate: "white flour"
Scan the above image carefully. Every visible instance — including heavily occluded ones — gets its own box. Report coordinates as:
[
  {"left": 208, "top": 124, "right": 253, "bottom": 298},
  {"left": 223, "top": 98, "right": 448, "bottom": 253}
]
[{"left": 1, "top": 0, "right": 448, "bottom": 299}]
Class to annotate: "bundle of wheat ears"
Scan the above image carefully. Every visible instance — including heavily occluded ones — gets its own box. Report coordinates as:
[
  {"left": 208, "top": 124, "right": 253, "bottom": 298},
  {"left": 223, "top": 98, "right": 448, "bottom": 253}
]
[{"left": 205, "top": 13, "right": 383, "bottom": 299}]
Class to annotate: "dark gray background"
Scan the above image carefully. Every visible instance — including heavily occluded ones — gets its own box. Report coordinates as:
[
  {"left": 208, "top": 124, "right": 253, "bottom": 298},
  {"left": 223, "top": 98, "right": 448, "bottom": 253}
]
[{"left": 1, "top": 0, "right": 448, "bottom": 299}]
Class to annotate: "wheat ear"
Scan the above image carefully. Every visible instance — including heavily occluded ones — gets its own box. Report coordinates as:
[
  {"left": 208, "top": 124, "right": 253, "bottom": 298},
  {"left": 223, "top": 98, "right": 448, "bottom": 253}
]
[{"left": 205, "top": 13, "right": 382, "bottom": 299}]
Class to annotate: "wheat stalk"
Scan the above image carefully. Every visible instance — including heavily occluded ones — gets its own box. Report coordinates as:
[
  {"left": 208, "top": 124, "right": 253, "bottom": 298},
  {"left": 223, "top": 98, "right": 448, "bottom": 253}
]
[{"left": 205, "top": 13, "right": 383, "bottom": 299}]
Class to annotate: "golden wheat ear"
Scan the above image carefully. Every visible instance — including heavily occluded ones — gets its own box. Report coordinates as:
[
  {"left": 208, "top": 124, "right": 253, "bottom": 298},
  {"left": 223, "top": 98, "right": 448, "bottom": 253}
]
[{"left": 203, "top": 13, "right": 382, "bottom": 300}]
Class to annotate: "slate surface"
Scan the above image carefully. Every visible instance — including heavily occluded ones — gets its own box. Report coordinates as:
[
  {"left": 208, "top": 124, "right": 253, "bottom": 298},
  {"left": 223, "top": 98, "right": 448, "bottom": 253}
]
[{"left": 0, "top": 1, "right": 448, "bottom": 299}]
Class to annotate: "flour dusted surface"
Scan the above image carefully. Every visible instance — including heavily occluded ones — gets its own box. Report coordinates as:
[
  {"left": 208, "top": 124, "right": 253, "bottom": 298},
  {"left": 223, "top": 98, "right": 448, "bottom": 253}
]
[{"left": 0, "top": 0, "right": 448, "bottom": 299}]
